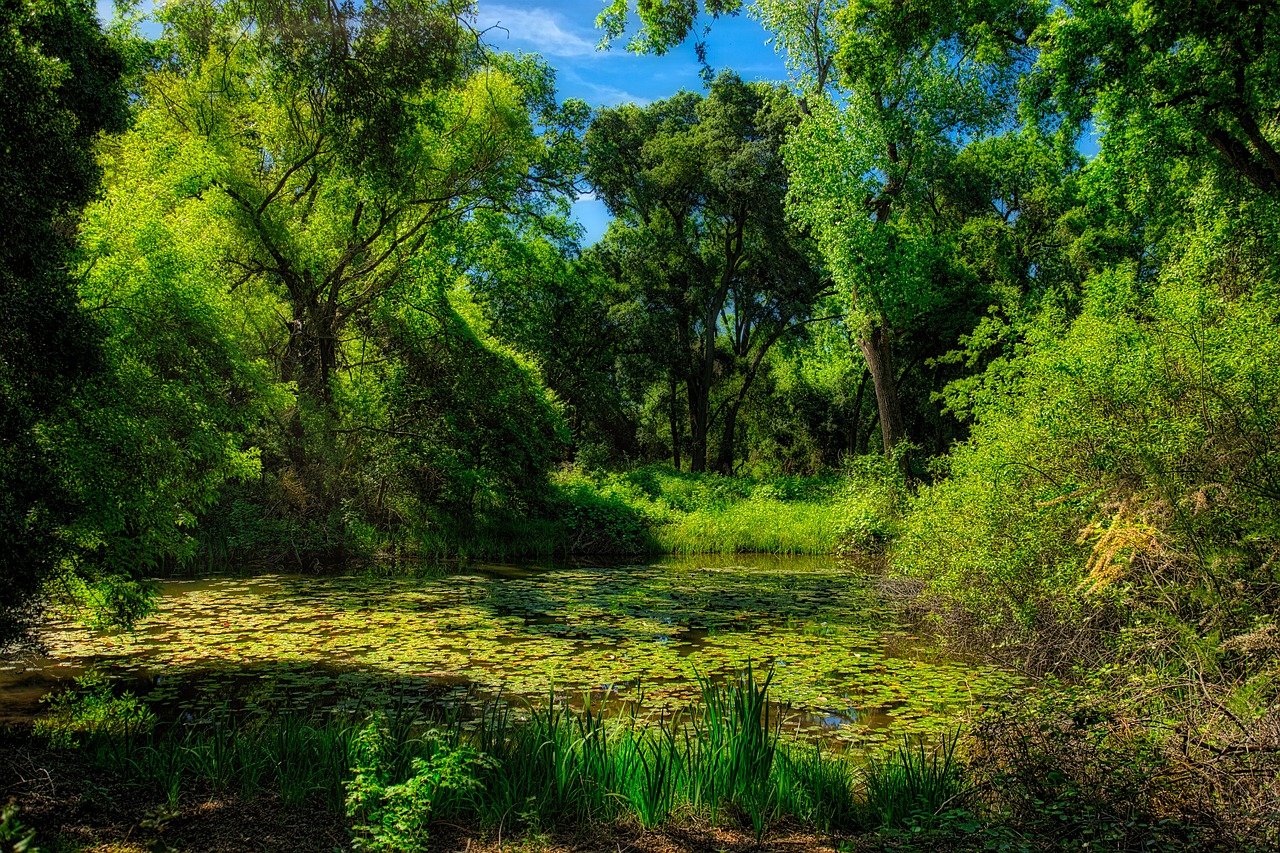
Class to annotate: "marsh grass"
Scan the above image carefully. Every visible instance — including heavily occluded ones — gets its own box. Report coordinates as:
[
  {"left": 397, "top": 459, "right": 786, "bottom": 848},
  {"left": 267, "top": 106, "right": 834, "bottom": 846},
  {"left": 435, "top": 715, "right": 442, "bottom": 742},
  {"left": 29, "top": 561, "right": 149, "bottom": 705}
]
[
  {"left": 232, "top": 465, "right": 899, "bottom": 561},
  {"left": 655, "top": 498, "right": 846, "bottom": 555},
  {"left": 862, "top": 731, "right": 963, "bottom": 828},
  {"left": 48, "top": 668, "right": 963, "bottom": 841},
  {"left": 546, "top": 465, "right": 899, "bottom": 557}
]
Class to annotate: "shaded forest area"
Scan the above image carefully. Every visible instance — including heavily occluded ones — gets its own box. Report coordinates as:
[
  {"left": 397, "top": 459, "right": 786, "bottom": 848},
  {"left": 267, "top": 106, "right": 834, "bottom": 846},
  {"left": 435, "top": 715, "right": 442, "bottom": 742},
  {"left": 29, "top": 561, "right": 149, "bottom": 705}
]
[{"left": 3, "top": 0, "right": 1280, "bottom": 849}]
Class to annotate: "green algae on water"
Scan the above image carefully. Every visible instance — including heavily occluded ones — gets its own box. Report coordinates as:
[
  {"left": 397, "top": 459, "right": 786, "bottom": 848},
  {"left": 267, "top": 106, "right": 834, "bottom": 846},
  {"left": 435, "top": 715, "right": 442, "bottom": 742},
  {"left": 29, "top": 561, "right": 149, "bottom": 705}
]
[{"left": 26, "top": 556, "right": 1018, "bottom": 750}]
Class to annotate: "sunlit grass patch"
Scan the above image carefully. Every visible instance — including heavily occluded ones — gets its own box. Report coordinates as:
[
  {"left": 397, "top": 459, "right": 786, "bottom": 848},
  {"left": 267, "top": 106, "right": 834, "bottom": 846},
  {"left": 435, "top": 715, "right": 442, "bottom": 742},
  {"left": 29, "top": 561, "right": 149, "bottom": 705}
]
[
  {"left": 550, "top": 464, "right": 900, "bottom": 556},
  {"left": 655, "top": 496, "right": 851, "bottom": 554}
]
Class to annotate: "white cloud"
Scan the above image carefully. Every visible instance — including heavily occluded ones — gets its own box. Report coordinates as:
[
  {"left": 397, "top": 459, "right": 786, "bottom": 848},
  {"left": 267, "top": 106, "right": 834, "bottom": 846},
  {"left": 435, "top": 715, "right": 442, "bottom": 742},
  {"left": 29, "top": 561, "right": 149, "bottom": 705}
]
[
  {"left": 558, "top": 70, "right": 651, "bottom": 107},
  {"left": 478, "top": 5, "right": 600, "bottom": 59},
  {"left": 580, "top": 83, "right": 651, "bottom": 107}
]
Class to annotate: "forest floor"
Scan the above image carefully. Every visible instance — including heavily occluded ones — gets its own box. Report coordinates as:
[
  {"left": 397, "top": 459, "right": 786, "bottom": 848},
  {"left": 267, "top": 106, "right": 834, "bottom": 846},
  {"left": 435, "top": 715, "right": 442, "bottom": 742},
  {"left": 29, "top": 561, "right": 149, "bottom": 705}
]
[{"left": 1, "top": 738, "right": 838, "bottom": 853}]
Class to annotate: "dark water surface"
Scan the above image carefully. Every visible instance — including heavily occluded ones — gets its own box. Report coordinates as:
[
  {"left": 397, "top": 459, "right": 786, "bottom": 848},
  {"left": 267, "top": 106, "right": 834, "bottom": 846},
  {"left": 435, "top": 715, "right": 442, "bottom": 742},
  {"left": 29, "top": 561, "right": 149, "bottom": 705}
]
[{"left": 0, "top": 555, "right": 1016, "bottom": 748}]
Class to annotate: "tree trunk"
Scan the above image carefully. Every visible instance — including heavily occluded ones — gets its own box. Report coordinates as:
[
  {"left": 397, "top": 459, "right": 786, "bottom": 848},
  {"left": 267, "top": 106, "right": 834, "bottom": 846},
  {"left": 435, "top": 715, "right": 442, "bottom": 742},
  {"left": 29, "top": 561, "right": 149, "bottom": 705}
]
[
  {"left": 688, "top": 378, "right": 709, "bottom": 473},
  {"left": 713, "top": 399, "right": 743, "bottom": 475},
  {"left": 687, "top": 316, "right": 718, "bottom": 474},
  {"left": 285, "top": 300, "right": 341, "bottom": 406},
  {"left": 857, "top": 324, "right": 906, "bottom": 457},
  {"left": 849, "top": 367, "right": 869, "bottom": 458},
  {"left": 280, "top": 300, "right": 346, "bottom": 537},
  {"left": 669, "top": 376, "right": 682, "bottom": 471}
]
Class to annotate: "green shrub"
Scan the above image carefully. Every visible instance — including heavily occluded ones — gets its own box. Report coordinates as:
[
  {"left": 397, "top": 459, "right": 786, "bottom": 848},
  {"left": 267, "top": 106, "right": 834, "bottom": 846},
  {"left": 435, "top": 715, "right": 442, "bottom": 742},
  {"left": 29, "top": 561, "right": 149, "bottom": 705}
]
[
  {"left": 346, "top": 719, "right": 494, "bottom": 852},
  {"left": 34, "top": 669, "right": 155, "bottom": 749},
  {"left": 0, "top": 803, "right": 39, "bottom": 853},
  {"left": 897, "top": 272, "right": 1280, "bottom": 659},
  {"left": 554, "top": 478, "right": 653, "bottom": 553}
]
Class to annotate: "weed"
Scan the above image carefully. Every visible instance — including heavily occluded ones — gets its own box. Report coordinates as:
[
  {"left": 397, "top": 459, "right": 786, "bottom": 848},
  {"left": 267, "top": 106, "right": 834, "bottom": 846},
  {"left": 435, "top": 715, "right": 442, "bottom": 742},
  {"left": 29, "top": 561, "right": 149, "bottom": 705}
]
[
  {"left": 0, "top": 802, "right": 39, "bottom": 853},
  {"left": 45, "top": 670, "right": 979, "bottom": 845},
  {"left": 861, "top": 731, "right": 963, "bottom": 829}
]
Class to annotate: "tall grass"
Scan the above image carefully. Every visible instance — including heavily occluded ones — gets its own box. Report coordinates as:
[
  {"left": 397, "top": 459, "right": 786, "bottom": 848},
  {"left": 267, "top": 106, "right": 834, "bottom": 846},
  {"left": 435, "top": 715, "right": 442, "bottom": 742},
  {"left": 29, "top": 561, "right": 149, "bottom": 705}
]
[
  {"left": 863, "top": 731, "right": 963, "bottom": 828},
  {"left": 655, "top": 498, "right": 848, "bottom": 555},
  {"left": 548, "top": 465, "right": 899, "bottom": 557},
  {"left": 79, "top": 707, "right": 362, "bottom": 811},
  {"left": 50, "top": 669, "right": 963, "bottom": 841}
]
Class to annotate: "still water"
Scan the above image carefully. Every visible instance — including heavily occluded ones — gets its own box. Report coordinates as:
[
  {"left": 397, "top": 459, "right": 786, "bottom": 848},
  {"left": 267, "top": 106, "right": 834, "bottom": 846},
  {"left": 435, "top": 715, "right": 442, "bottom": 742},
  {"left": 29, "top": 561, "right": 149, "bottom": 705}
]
[{"left": 0, "top": 555, "right": 1015, "bottom": 748}]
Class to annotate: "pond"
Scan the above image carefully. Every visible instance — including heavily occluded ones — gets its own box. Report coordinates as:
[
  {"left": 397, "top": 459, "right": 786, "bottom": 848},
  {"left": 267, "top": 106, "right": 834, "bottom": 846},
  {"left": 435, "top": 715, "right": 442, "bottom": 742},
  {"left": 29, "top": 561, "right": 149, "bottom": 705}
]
[{"left": 0, "top": 555, "right": 1018, "bottom": 750}]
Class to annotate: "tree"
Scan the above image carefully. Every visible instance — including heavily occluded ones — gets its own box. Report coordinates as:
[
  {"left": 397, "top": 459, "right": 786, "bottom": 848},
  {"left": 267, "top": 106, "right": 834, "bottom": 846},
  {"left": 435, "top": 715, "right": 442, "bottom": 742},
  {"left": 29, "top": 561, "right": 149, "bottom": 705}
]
[
  {"left": 67, "top": 110, "right": 279, "bottom": 605},
  {"left": 594, "top": 0, "right": 840, "bottom": 93},
  {"left": 466, "top": 212, "right": 638, "bottom": 462},
  {"left": 0, "top": 0, "right": 128, "bottom": 646},
  {"left": 597, "top": 0, "right": 746, "bottom": 56},
  {"left": 586, "top": 73, "right": 826, "bottom": 473},
  {"left": 1029, "top": 0, "right": 1280, "bottom": 196},
  {"left": 783, "top": 0, "right": 1045, "bottom": 456},
  {"left": 368, "top": 279, "right": 570, "bottom": 530},
  {"left": 588, "top": 0, "right": 1049, "bottom": 459},
  {"left": 124, "top": 0, "right": 557, "bottom": 512},
  {"left": 750, "top": 0, "right": 843, "bottom": 96}
]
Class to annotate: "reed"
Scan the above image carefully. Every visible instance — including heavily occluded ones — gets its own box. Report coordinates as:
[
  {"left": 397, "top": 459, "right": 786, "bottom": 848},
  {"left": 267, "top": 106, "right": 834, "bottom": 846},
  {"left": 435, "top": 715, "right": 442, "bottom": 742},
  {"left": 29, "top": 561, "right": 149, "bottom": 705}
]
[{"left": 50, "top": 670, "right": 965, "bottom": 842}]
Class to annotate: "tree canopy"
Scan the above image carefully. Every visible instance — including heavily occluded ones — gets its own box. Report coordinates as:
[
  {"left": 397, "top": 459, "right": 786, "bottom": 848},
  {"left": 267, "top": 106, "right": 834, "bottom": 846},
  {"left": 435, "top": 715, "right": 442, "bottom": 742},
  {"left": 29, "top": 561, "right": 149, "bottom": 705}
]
[
  {"left": 0, "top": 0, "right": 129, "bottom": 646},
  {"left": 587, "top": 73, "right": 826, "bottom": 472}
]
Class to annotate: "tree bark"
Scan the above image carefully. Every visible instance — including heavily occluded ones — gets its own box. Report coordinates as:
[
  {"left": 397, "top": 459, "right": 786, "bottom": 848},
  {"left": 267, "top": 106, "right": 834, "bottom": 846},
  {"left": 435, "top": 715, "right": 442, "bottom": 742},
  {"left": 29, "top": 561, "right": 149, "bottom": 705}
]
[
  {"left": 688, "top": 298, "right": 723, "bottom": 474},
  {"left": 858, "top": 324, "right": 906, "bottom": 457},
  {"left": 850, "top": 367, "right": 869, "bottom": 458},
  {"left": 713, "top": 399, "right": 742, "bottom": 475},
  {"left": 688, "top": 376, "right": 709, "bottom": 473},
  {"left": 711, "top": 320, "right": 793, "bottom": 474},
  {"left": 669, "top": 375, "right": 682, "bottom": 471}
]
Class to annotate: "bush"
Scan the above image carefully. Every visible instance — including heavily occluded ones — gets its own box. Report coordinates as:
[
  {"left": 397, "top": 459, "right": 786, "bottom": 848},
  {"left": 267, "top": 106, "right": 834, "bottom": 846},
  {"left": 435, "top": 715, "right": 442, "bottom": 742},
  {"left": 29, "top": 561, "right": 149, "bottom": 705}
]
[
  {"left": 897, "top": 272, "right": 1280, "bottom": 662},
  {"left": 346, "top": 719, "right": 494, "bottom": 852},
  {"left": 0, "top": 803, "right": 39, "bottom": 853},
  {"left": 893, "top": 267, "right": 1280, "bottom": 848},
  {"left": 34, "top": 669, "right": 155, "bottom": 749}
]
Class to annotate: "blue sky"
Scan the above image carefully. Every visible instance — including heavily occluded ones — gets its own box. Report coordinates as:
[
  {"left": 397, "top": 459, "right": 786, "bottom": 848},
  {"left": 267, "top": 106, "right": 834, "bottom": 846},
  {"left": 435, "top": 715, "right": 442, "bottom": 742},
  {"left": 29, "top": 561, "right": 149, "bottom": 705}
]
[
  {"left": 476, "top": 2, "right": 785, "bottom": 107},
  {"left": 473, "top": 2, "right": 787, "bottom": 243}
]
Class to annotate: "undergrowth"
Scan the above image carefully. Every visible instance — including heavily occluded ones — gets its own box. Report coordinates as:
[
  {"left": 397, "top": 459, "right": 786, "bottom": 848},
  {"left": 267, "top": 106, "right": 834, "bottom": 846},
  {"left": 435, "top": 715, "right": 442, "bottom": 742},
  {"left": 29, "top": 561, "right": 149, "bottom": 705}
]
[
  {"left": 189, "top": 463, "right": 903, "bottom": 565},
  {"left": 546, "top": 459, "right": 903, "bottom": 558},
  {"left": 33, "top": 666, "right": 962, "bottom": 848}
]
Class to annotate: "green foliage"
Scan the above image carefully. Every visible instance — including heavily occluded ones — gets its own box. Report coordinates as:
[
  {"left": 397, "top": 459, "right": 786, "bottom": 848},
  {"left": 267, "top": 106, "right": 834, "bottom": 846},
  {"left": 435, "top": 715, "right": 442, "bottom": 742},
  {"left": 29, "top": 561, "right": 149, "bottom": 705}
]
[
  {"left": 899, "top": 250, "right": 1280, "bottom": 647},
  {"left": 862, "top": 733, "right": 962, "bottom": 830},
  {"left": 783, "top": 1, "right": 1052, "bottom": 456},
  {"left": 10, "top": 2, "right": 1280, "bottom": 843},
  {"left": 553, "top": 478, "right": 653, "bottom": 553},
  {"left": 548, "top": 465, "right": 895, "bottom": 556},
  {"left": 56, "top": 669, "right": 976, "bottom": 842},
  {"left": 374, "top": 286, "right": 569, "bottom": 525},
  {"left": 346, "top": 719, "right": 494, "bottom": 852},
  {"left": 587, "top": 72, "right": 825, "bottom": 473},
  {"left": 0, "top": 803, "right": 39, "bottom": 853},
  {"left": 1028, "top": 0, "right": 1280, "bottom": 194},
  {"left": 596, "top": 0, "right": 745, "bottom": 57},
  {"left": 58, "top": 131, "right": 275, "bottom": 588},
  {"left": 880, "top": 8, "right": 1280, "bottom": 834},
  {"left": 60, "top": 0, "right": 577, "bottom": 569},
  {"left": 0, "top": 0, "right": 127, "bottom": 647},
  {"left": 464, "top": 214, "right": 635, "bottom": 463},
  {"left": 34, "top": 669, "right": 155, "bottom": 750},
  {"left": 0, "top": 0, "right": 128, "bottom": 254}
]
